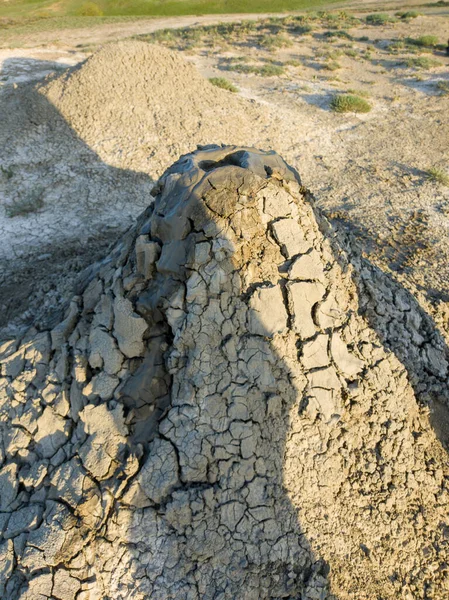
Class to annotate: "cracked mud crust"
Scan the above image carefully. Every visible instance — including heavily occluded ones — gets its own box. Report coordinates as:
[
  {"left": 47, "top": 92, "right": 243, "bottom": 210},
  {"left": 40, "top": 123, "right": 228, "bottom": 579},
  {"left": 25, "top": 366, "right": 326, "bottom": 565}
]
[{"left": 1, "top": 146, "right": 449, "bottom": 599}]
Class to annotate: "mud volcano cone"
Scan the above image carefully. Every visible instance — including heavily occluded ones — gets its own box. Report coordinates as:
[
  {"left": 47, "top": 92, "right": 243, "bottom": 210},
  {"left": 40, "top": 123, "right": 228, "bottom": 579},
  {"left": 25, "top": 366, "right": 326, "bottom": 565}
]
[{"left": 1, "top": 147, "right": 449, "bottom": 599}]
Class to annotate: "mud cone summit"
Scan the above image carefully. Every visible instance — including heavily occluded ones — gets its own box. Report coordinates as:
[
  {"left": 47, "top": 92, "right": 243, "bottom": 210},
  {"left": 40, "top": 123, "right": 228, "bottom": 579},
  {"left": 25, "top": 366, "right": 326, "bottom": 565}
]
[{"left": 1, "top": 147, "right": 449, "bottom": 599}]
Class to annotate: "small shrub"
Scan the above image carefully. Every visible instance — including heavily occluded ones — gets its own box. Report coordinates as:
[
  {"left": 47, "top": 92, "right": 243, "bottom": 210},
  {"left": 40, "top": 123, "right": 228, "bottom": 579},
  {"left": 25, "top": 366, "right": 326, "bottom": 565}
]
[
  {"left": 408, "top": 35, "right": 439, "bottom": 48},
  {"left": 178, "top": 27, "right": 204, "bottom": 47},
  {"left": 396, "top": 11, "right": 420, "bottom": 20},
  {"left": 404, "top": 56, "right": 441, "bottom": 69},
  {"left": 323, "top": 30, "right": 352, "bottom": 40},
  {"left": 234, "top": 20, "right": 257, "bottom": 33},
  {"left": 227, "top": 63, "right": 284, "bottom": 76},
  {"left": 227, "top": 63, "right": 255, "bottom": 74},
  {"left": 142, "top": 26, "right": 212, "bottom": 49},
  {"left": 75, "top": 2, "right": 103, "bottom": 16},
  {"left": 331, "top": 94, "right": 372, "bottom": 113},
  {"left": 366, "top": 13, "right": 396, "bottom": 26},
  {"left": 427, "top": 167, "right": 449, "bottom": 185},
  {"left": 388, "top": 40, "right": 404, "bottom": 51},
  {"left": 258, "top": 64, "right": 285, "bottom": 76},
  {"left": 291, "top": 25, "right": 313, "bottom": 35},
  {"left": 327, "top": 50, "right": 342, "bottom": 59},
  {"left": 209, "top": 77, "right": 238, "bottom": 92},
  {"left": 145, "top": 29, "right": 175, "bottom": 45},
  {"left": 387, "top": 39, "right": 420, "bottom": 54},
  {"left": 226, "top": 55, "right": 251, "bottom": 64},
  {"left": 259, "top": 34, "right": 292, "bottom": 50},
  {"left": 323, "top": 61, "right": 341, "bottom": 71},
  {"left": 344, "top": 48, "right": 358, "bottom": 58}
]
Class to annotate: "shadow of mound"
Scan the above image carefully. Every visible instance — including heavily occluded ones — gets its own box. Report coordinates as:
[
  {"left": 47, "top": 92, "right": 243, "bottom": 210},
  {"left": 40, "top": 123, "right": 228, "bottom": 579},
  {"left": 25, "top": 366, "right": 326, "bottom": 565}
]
[
  {"left": 355, "top": 252, "right": 449, "bottom": 450},
  {"left": 0, "top": 57, "right": 153, "bottom": 335},
  {"left": 300, "top": 91, "right": 334, "bottom": 110},
  {"left": 325, "top": 209, "right": 449, "bottom": 450},
  {"left": 0, "top": 57, "right": 71, "bottom": 85}
]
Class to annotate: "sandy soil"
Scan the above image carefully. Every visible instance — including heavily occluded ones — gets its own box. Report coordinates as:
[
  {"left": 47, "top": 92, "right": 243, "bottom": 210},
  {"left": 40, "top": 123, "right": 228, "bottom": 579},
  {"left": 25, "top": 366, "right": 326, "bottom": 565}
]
[{"left": 1, "top": 6, "right": 449, "bottom": 338}]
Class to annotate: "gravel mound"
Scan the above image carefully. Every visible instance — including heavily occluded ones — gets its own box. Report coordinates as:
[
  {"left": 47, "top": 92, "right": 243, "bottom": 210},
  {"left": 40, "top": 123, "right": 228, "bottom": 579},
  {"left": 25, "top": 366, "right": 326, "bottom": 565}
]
[
  {"left": 42, "top": 41, "right": 273, "bottom": 176},
  {"left": 1, "top": 147, "right": 449, "bottom": 599}
]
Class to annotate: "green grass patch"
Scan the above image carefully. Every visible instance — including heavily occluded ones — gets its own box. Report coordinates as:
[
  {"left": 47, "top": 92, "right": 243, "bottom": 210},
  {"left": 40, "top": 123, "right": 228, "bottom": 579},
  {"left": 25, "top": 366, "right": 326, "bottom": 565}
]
[
  {"left": 365, "top": 13, "right": 396, "bottom": 26},
  {"left": 316, "top": 9, "right": 360, "bottom": 28},
  {"left": 408, "top": 35, "right": 439, "bottom": 48},
  {"left": 138, "top": 21, "right": 258, "bottom": 49},
  {"left": 209, "top": 77, "right": 238, "bottom": 92},
  {"left": 0, "top": 0, "right": 343, "bottom": 20},
  {"left": 387, "top": 39, "right": 410, "bottom": 54},
  {"left": 291, "top": 24, "right": 313, "bottom": 35},
  {"left": 253, "top": 63, "right": 285, "bottom": 76},
  {"left": 396, "top": 10, "right": 421, "bottom": 20},
  {"left": 404, "top": 56, "right": 442, "bottom": 69},
  {"left": 323, "top": 29, "right": 352, "bottom": 40},
  {"left": 227, "top": 62, "right": 285, "bottom": 76},
  {"left": 323, "top": 60, "right": 341, "bottom": 71},
  {"left": 75, "top": 2, "right": 103, "bottom": 16},
  {"left": 331, "top": 94, "right": 371, "bottom": 113},
  {"left": 426, "top": 167, "right": 449, "bottom": 186}
]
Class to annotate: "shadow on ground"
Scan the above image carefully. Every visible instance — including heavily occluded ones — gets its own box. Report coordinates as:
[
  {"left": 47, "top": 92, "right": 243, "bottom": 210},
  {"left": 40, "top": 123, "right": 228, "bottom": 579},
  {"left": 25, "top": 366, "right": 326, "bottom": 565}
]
[{"left": 0, "top": 57, "right": 153, "bottom": 336}]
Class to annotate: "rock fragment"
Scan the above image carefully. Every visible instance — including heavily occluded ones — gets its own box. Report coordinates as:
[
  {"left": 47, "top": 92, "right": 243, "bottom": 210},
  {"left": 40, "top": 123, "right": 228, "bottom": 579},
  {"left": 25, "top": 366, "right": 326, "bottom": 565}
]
[
  {"left": 88, "top": 327, "right": 123, "bottom": 375},
  {"left": 113, "top": 295, "right": 147, "bottom": 358},
  {"left": 302, "top": 334, "right": 330, "bottom": 370},
  {"left": 289, "top": 250, "right": 326, "bottom": 282},
  {"left": 271, "top": 218, "right": 311, "bottom": 258},
  {"left": 288, "top": 281, "right": 326, "bottom": 338},
  {"left": 331, "top": 332, "right": 364, "bottom": 378},
  {"left": 0, "top": 464, "right": 18, "bottom": 511},
  {"left": 248, "top": 285, "right": 288, "bottom": 337},
  {"left": 34, "top": 407, "right": 70, "bottom": 459}
]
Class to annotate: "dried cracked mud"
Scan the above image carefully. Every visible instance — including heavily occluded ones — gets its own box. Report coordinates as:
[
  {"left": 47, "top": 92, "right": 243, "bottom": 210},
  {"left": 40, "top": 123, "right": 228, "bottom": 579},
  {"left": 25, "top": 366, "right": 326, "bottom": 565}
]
[{"left": 1, "top": 147, "right": 449, "bottom": 599}]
